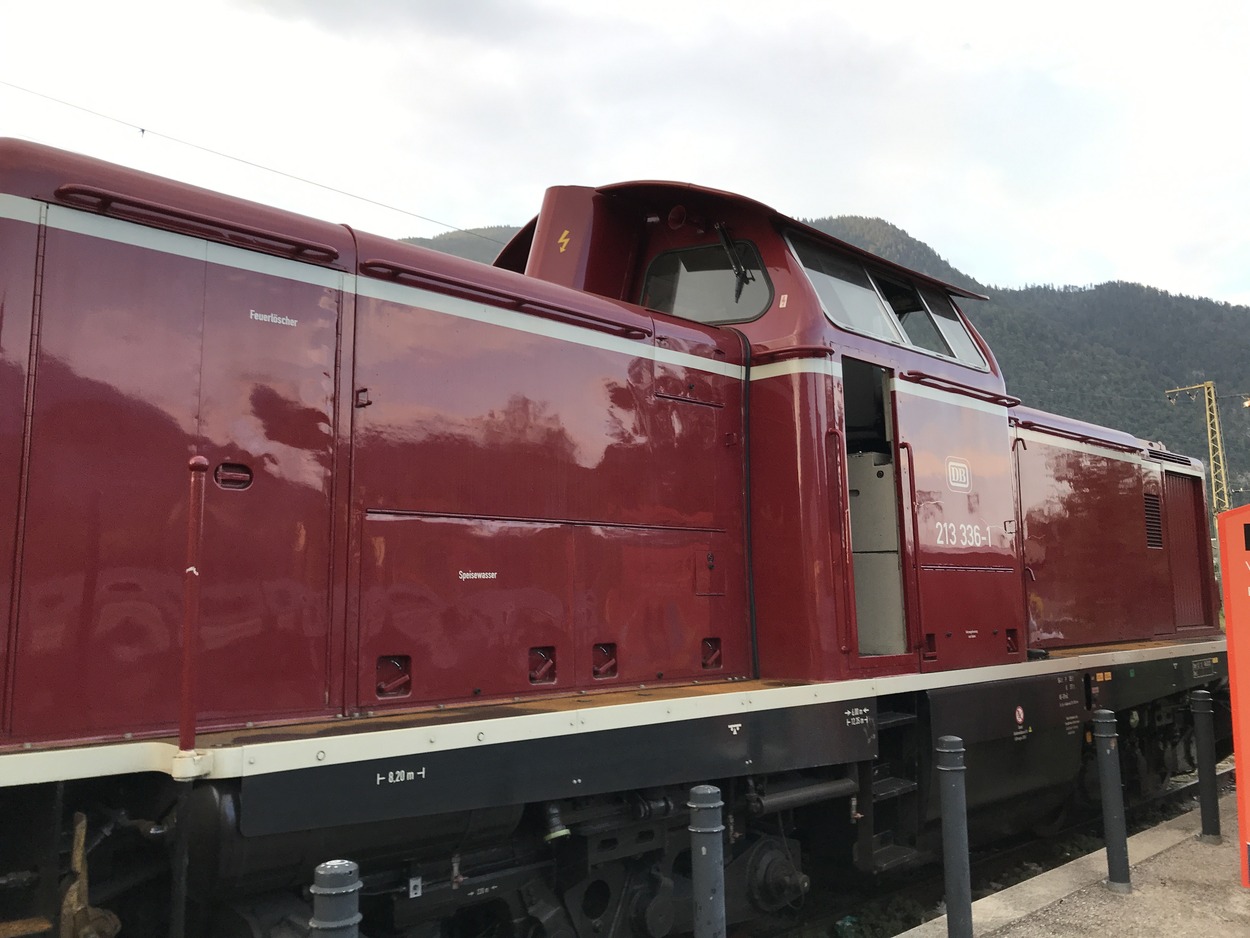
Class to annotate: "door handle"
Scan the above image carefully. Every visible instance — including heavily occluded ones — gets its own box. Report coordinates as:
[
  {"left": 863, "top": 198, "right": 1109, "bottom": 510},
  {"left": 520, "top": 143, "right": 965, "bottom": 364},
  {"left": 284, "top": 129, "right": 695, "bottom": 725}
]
[{"left": 213, "top": 463, "right": 253, "bottom": 490}]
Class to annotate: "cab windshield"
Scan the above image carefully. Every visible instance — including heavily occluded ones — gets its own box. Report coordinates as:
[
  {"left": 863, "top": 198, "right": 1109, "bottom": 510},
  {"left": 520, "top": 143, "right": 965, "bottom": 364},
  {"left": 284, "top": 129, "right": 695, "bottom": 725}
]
[{"left": 641, "top": 242, "right": 772, "bottom": 324}]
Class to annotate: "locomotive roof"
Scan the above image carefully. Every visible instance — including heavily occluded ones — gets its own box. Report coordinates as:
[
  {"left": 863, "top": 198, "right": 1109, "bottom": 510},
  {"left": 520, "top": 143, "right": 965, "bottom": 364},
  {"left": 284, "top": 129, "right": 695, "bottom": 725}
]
[
  {"left": 0, "top": 137, "right": 356, "bottom": 271},
  {"left": 2, "top": 138, "right": 986, "bottom": 310},
  {"left": 1012, "top": 405, "right": 1201, "bottom": 470},
  {"left": 593, "top": 180, "right": 989, "bottom": 302}
]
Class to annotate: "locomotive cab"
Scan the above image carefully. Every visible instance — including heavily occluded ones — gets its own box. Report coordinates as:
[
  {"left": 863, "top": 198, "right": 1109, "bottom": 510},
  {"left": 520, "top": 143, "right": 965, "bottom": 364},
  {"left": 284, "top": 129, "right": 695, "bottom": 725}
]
[{"left": 500, "top": 182, "right": 1025, "bottom": 681}]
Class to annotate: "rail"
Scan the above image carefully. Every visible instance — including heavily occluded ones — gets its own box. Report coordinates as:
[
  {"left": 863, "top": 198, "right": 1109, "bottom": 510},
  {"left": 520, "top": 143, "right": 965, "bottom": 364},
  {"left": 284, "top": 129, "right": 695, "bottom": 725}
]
[
  {"left": 897, "top": 370, "right": 1020, "bottom": 408},
  {"left": 752, "top": 344, "right": 836, "bottom": 366},
  {"left": 54, "top": 185, "right": 341, "bottom": 262},
  {"left": 359, "top": 259, "right": 652, "bottom": 339},
  {"left": 179, "top": 456, "right": 209, "bottom": 753},
  {"left": 1011, "top": 419, "right": 1144, "bottom": 455}
]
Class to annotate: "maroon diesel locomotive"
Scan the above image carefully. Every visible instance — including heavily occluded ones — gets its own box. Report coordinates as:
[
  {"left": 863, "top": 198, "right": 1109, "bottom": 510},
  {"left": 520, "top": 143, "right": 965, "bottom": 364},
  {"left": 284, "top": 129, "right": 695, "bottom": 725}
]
[{"left": 0, "top": 140, "right": 1225, "bottom": 937}]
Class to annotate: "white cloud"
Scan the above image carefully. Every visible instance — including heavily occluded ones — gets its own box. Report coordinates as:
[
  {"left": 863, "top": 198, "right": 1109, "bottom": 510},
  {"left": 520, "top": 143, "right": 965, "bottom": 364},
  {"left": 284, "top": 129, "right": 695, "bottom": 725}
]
[{"left": 2, "top": 0, "right": 1249, "bottom": 304}]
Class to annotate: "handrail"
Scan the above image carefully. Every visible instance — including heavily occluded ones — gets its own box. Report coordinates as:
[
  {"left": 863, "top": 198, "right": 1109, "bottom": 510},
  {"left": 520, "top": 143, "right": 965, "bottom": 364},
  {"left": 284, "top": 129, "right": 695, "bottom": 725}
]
[
  {"left": 361, "top": 259, "right": 515, "bottom": 302},
  {"left": 361, "top": 259, "right": 526, "bottom": 308},
  {"left": 54, "top": 185, "right": 341, "bottom": 262},
  {"left": 827, "top": 424, "right": 858, "bottom": 658},
  {"left": 1011, "top": 419, "right": 1144, "bottom": 455},
  {"left": 897, "top": 440, "right": 922, "bottom": 560},
  {"left": 360, "top": 259, "right": 652, "bottom": 340},
  {"left": 898, "top": 370, "right": 1020, "bottom": 408},
  {"left": 752, "top": 344, "right": 836, "bottom": 366},
  {"left": 517, "top": 302, "right": 651, "bottom": 340},
  {"left": 897, "top": 439, "right": 924, "bottom": 653},
  {"left": 179, "top": 456, "right": 209, "bottom": 753}
]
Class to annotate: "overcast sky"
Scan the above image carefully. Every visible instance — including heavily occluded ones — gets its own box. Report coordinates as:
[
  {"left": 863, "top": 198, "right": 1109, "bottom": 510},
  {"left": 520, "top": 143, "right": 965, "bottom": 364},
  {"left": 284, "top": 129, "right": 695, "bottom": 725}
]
[{"left": 4, "top": 0, "right": 1248, "bottom": 305}]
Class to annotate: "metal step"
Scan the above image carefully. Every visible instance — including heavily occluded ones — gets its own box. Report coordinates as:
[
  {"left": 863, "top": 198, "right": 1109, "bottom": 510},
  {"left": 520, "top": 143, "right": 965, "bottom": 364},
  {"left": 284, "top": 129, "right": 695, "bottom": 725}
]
[
  {"left": 871, "top": 776, "right": 919, "bottom": 802},
  {"left": 876, "top": 710, "right": 917, "bottom": 731},
  {"left": 867, "top": 844, "right": 922, "bottom": 873}
]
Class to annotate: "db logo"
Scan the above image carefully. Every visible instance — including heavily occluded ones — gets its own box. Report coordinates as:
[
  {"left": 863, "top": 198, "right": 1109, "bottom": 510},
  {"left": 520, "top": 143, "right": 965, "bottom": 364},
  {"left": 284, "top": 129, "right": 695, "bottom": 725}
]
[{"left": 946, "top": 457, "right": 972, "bottom": 492}]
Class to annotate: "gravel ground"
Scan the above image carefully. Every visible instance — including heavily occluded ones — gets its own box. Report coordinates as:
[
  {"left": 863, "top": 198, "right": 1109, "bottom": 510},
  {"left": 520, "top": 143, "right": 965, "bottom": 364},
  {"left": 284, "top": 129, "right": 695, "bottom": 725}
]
[{"left": 756, "top": 762, "right": 1236, "bottom": 938}]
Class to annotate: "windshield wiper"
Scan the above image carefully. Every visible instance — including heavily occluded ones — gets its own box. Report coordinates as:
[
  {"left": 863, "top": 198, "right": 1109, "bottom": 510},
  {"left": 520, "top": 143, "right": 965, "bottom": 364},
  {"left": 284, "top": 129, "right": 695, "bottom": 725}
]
[{"left": 714, "top": 222, "right": 755, "bottom": 302}]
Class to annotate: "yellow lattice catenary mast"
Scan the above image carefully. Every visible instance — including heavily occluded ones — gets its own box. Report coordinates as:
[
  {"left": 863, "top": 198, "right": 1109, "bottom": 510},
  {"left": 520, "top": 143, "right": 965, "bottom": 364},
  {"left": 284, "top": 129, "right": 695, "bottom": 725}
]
[{"left": 1165, "top": 381, "right": 1230, "bottom": 516}]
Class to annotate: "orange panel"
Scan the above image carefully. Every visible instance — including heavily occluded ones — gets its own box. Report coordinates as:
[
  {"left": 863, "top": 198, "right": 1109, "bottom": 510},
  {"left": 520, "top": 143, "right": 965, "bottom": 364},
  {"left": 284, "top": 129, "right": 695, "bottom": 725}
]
[{"left": 1216, "top": 504, "right": 1250, "bottom": 888}]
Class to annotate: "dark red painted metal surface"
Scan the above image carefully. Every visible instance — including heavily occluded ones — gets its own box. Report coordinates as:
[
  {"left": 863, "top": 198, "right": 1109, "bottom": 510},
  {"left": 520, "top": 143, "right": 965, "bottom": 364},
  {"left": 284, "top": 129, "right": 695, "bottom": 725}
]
[
  {"left": 0, "top": 140, "right": 357, "bottom": 742},
  {"left": 349, "top": 230, "right": 750, "bottom": 708},
  {"left": 0, "top": 139, "right": 1220, "bottom": 750},
  {"left": 180, "top": 456, "right": 209, "bottom": 751},
  {"left": 13, "top": 221, "right": 203, "bottom": 739},
  {"left": 894, "top": 383, "right": 1024, "bottom": 670},
  {"left": 748, "top": 368, "right": 850, "bottom": 681},
  {"left": 1163, "top": 470, "right": 1214, "bottom": 629},
  {"left": 0, "top": 214, "right": 38, "bottom": 736},
  {"left": 0, "top": 212, "right": 38, "bottom": 735},
  {"left": 1012, "top": 410, "right": 1212, "bottom": 648}
]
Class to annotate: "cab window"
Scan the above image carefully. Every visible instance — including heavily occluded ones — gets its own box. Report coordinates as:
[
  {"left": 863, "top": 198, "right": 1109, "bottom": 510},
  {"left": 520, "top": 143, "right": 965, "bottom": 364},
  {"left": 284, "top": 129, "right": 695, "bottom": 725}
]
[
  {"left": 641, "top": 242, "right": 772, "bottom": 324},
  {"left": 788, "top": 235, "right": 902, "bottom": 341},
  {"left": 919, "top": 286, "right": 986, "bottom": 368},
  {"left": 789, "top": 233, "right": 986, "bottom": 369},
  {"left": 873, "top": 274, "right": 951, "bottom": 357}
]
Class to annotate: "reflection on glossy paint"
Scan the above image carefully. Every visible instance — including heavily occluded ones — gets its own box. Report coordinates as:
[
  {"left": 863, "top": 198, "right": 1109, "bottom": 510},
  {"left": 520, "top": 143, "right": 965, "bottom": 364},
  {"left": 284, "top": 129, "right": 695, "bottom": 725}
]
[
  {"left": 8, "top": 223, "right": 339, "bottom": 737},
  {"left": 1020, "top": 441, "right": 1173, "bottom": 646}
]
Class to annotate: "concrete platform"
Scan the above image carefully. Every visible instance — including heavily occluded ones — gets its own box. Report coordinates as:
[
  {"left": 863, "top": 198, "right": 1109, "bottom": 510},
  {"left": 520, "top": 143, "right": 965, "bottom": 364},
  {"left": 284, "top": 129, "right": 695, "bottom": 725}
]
[{"left": 898, "top": 791, "right": 1249, "bottom": 937}]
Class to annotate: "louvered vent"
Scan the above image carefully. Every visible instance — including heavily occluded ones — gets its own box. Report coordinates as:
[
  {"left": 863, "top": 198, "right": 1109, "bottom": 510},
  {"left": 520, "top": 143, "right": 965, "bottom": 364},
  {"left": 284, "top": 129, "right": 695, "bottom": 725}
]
[
  {"left": 1144, "top": 493, "right": 1164, "bottom": 548},
  {"left": 1147, "top": 448, "right": 1194, "bottom": 467}
]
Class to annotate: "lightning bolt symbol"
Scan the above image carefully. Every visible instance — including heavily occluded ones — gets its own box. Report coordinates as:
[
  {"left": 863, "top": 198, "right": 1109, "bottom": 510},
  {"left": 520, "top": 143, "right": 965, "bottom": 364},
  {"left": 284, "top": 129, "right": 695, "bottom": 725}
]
[{"left": 557, "top": 229, "right": 570, "bottom": 253}]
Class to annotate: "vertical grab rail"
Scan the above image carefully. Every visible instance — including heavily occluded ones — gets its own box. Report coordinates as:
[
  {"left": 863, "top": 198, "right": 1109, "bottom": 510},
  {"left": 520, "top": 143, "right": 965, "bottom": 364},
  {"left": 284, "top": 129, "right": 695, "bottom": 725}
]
[
  {"left": 826, "top": 427, "right": 850, "bottom": 561},
  {"left": 896, "top": 440, "right": 921, "bottom": 559},
  {"left": 171, "top": 457, "right": 210, "bottom": 938},
  {"left": 179, "top": 456, "right": 210, "bottom": 752},
  {"left": 897, "top": 440, "right": 924, "bottom": 654},
  {"left": 826, "top": 427, "right": 857, "bottom": 656}
]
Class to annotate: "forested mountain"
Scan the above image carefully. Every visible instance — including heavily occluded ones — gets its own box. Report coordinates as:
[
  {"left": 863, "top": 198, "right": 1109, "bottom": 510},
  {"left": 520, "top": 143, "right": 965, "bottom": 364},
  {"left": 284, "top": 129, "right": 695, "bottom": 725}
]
[
  {"left": 404, "top": 226, "right": 518, "bottom": 264},
  {"left": 802, "top": 216, "right": 985, "bottom": 294},
  {"left": 807, "top": 216, "right": 1250, "bottom": 504},
  {"left": 408, "top": 219, "right": 1250, "bottom": 504}
]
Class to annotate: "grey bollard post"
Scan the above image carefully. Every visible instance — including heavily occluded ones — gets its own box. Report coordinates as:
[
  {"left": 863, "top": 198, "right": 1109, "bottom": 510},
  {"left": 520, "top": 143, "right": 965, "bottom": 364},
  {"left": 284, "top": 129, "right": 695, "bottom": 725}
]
[
  {"left": 309, "top": 859, "right": 363, "bottom": 936},
  {"left": 1191, "top": 689, "right": 1222, "bottom": 844},
  {"left": 936, "top": 736, "right": 973, "bottom": 938},
  {"left": 1092, "top": 710, "right": 1131, "bottom": 893},
  {"left": 688, "top": 785, "right": 726, "bottom": 938}
]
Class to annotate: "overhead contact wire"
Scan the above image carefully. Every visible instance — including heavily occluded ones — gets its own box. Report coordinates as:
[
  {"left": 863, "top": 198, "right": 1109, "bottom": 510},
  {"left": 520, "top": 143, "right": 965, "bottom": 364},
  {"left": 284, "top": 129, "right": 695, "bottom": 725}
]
[{"left": 0, "top": 78, "right": 505, "bottom": 246}]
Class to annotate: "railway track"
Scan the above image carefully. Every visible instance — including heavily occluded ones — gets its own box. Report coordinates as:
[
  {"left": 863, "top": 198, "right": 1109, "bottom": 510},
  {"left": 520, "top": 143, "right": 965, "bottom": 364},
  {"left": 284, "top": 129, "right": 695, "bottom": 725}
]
[{"left": 750, "top": 762, "right": 1236, "bottom": 938}]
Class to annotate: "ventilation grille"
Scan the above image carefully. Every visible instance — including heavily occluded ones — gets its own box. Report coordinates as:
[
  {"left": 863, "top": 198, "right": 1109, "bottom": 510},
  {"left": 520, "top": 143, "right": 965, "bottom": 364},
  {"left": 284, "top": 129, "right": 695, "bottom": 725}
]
[
  {"left": 1147, "top": 448, "right": 1194, "bottom": 467},
  {"left": 1144, "top": 493, "right": 1164, "bottom": 548}
]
